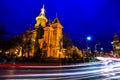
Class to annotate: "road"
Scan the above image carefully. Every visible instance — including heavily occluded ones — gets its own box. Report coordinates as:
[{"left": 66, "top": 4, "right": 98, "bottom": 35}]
[{"left": 0, "top": 61, "right": 120, "bottom": 80}]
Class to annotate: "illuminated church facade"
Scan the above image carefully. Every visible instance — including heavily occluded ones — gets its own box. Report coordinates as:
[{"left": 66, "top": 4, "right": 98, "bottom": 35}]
[
  {"left": 112, "top": 33, "right": 120, "bottom": 56},
  {"left": 22, "top": 5, "right": 65, "bottom": 58}
]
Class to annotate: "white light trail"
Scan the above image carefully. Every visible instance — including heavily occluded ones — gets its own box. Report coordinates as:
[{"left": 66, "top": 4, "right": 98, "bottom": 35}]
[
  {"left": 19, "top": 61, "right": 102, "bottom": 68},
  {"left": 2, "top": 57, "right": 120, "bottom": 79},
  {"left": 2, "top": 65, "right": 120, "bottom": 78},
  {"left": 96, "top": 57, "right": 120, "bottom": 61}
]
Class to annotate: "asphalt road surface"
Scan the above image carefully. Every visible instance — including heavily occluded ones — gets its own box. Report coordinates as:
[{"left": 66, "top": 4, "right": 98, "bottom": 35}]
[{"left": 0, "top": 61, "right": 120, "bottom": 80}]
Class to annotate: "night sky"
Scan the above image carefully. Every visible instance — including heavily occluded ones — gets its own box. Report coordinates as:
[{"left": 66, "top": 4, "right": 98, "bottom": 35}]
[{"left": 0, "top": 0, "right": 120, "bottom": 51}]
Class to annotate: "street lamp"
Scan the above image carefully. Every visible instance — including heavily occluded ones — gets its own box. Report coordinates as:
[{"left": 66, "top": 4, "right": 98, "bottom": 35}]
[
  {"left": 87, "top": 36, "right": 92, "bottom": 41},
  {"left": 100, "top": 47, "right": 103, "bottom": 51},
  {"left": 86, "top": 36, "right": 92, "bottom": 49},
  {"left": 94, "top": 43, "right": 101, "bottom": 51},
  {"left": 111, "top": 41, "right": 113, "bottom": 45}
]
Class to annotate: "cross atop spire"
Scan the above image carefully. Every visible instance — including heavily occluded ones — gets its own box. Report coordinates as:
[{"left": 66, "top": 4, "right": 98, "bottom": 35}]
[
  {"left": 36, "top": 4, "right": 47, "bottom": 22},
  {"left": 52, "top": 14, "right": 60, "bottom": 23},
  {"left": 56, "top": 13, "right": 58, "bottom": 18},
  {"left": 40, "top": 5, "right": 45, "bottom": 16}
]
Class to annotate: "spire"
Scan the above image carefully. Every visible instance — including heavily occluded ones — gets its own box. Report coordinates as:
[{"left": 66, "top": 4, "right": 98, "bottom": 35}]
[
  {"left": 36, "top": 4, "right": 48, "bottom": 22},
  {"left": 56, "top": 13, "right": 58, "bottom": 18},
  {"left": 52, "top": 13, "right": 60, "bottom": 23},
  {"left": 39, "top": 5, "right": 45, "bottom": 16}
]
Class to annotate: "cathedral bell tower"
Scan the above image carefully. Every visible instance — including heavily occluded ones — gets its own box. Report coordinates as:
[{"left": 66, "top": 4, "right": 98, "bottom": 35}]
[
  {"left": 51, "top": 16, "right": 63, "bottom": 58},
  {"left": 35, "top": 5, "right": 48, "bottom": 28},
  {"left": 34, "top": 5, "right": 48, "bottom": 50}
]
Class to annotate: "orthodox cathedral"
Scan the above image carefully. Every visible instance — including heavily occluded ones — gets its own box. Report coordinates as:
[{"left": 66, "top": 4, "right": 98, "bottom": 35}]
[{"left": 21, "top": 5, "right": 65, "bottom": 58}]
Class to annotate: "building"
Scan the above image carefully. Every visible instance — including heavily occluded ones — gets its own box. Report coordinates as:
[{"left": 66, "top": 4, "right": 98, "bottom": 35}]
[
  {"left": 22, "top": 5, "right": 64, "bottom": 58},
  {"left": 112, "top": 33, "right": 120, "bottom": 56},
  {"left": 3, "top": 5, "right": 83, "bottom": 59}
]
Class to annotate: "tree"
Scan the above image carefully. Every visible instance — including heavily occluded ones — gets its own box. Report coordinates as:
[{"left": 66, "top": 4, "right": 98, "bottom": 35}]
[{"left": 62, "top": 33, "right": 73, "bottom": 48}]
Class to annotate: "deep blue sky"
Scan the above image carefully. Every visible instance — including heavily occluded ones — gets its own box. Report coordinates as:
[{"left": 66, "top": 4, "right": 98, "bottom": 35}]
[{"left": 0, "top": 0, "right": 120, "bottom": 51}]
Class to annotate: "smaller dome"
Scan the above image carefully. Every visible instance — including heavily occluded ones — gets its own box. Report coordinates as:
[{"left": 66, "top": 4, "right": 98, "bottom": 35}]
[{"left": 36, "top": 15, "right": 48, "bottom": 22}]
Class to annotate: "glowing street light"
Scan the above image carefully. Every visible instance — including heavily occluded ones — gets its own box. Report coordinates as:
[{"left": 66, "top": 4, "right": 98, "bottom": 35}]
[
  {"left": 87, "top": 36, "right": 92, "bottom": 41},
  {"left": 101, "top": 48, "right": 103, "bottom": 50},
  {"left": 87, "top": 47, "right": 90, "bottom": 50},
  {"left": 111, "top": 41, "right": 113, "bottom": 45}
]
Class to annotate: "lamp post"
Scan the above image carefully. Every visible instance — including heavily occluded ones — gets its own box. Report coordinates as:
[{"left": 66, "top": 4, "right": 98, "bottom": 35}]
[
  {"left": 94, "top": 43, "right": 101, "bottom": 56},
  {"left": 85, "top": 36, "right": 92, "bottom": 60},
  {"left": 86, "top": 36, "right": 92, "bottom": 50},
  {"left": 94, "top": 43, "right": 101, "bottom": 51}
]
